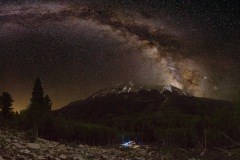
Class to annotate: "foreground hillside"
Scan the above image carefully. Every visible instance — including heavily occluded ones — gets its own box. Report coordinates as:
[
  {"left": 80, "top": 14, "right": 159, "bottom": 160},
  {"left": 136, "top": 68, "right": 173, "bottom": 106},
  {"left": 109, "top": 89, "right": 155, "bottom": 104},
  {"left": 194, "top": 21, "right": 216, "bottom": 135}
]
[{"left": 1, "top": 128, "right": 240, "bottom": 160}]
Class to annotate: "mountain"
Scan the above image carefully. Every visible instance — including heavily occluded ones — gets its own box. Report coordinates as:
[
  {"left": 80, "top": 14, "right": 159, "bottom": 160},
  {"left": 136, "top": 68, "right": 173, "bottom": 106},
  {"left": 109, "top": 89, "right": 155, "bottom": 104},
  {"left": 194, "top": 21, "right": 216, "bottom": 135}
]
[
  {"left": 53, "top": 82, "right": 232, "bottom": 122},
  {"left": 48, "top": 82, "right": 236, "bottom": 147},
  {"left": 87, "top": 82, "right": 190, "bottom": 99}
]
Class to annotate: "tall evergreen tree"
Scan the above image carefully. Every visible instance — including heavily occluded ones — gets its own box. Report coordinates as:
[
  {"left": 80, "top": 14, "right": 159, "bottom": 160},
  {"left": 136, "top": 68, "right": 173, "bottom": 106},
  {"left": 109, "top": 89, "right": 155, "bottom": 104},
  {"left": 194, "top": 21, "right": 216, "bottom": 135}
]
[
  {"left": 28, "top": 78, "right": 52, "bottom": 137},
  {"left": 44, "top": 94, "right": 52, "bottom": 111},
  {"left": 0, "top": 92, "right": 14, "bottom": 120}
]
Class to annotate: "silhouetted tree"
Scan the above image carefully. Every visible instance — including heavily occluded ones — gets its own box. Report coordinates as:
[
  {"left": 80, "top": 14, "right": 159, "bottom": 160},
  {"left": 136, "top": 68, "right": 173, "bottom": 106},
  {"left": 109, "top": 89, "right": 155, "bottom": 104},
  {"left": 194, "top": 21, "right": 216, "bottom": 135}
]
[
  {"left": 0, "top": 92, "right": 14, "bottom": 120},
  {"left": 27, "top": 78, "right": 52, "bottom": 137},
  {"left": 44, "top": 94, "right": 52, "bottom": 111}
]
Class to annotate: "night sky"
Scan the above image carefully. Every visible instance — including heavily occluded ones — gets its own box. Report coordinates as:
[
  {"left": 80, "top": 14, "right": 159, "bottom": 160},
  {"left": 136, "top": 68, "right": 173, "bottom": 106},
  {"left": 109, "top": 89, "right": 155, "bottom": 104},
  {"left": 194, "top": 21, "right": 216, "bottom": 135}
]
[{"left": 0, "top": 0, "right": 239, "bottom": 111}]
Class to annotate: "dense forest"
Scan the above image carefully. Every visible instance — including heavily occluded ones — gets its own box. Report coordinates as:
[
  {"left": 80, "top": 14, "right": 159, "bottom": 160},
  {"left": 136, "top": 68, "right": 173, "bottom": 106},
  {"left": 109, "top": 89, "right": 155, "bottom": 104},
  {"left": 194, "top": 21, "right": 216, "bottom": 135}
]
[{"left": 1, "top": 78, "right": 240, "bottom": 150}]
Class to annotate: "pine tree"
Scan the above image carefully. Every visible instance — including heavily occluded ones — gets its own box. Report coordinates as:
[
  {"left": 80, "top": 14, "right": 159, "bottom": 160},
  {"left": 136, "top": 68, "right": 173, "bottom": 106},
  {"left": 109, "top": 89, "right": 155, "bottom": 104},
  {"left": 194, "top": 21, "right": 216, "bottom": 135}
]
[
  {"left": 44, "top": 94, "right": 52, "bottom": 111},
  {"left": 28, "top": 78, "right": 52, "bottom": 137},
  {"left": 0, "top": 92, "right": 14, "bottom": 120}
]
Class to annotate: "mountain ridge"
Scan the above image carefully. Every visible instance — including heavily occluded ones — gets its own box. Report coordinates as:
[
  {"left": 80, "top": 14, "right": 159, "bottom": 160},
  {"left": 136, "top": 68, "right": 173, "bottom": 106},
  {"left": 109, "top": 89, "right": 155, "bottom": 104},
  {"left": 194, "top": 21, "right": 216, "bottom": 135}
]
[
  {"left": 87, "top": 82, "right": 191, "bottom": 100},
  {"left": 53, "top": 82, "right": 232, "bottom": 122}
]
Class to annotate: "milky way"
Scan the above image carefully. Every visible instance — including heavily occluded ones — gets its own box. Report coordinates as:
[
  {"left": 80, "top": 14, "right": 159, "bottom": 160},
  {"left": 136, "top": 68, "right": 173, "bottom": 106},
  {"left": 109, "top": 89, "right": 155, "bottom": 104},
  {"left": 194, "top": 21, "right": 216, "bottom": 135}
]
[{"left": 0, "top": 0, "right": 239, "bottom": 111}]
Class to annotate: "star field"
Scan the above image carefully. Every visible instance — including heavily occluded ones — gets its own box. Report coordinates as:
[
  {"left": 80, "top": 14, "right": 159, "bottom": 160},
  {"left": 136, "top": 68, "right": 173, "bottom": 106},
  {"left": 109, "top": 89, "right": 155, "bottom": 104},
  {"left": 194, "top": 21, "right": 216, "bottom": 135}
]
[{"left": 0, "top": 0, "right": 239, "bottom": 111}]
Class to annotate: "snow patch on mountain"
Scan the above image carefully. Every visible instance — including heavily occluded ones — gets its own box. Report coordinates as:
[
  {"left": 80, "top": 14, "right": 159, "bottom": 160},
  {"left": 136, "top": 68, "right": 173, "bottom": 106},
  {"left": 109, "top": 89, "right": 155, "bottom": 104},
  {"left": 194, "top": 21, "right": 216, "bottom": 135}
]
[{"left": 88, "top": 82, "right": 191, "bottom": 99}]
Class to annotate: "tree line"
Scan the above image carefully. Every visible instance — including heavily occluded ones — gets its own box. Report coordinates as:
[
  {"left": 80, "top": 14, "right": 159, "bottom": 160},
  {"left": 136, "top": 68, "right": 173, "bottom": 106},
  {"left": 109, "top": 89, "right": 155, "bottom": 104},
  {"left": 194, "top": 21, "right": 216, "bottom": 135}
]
[
  {"left": 0, "top": 78, "right": 51, "bottom": 138},
  {"left": 0, "top": 91, "right": 14, "bottom": 120}
]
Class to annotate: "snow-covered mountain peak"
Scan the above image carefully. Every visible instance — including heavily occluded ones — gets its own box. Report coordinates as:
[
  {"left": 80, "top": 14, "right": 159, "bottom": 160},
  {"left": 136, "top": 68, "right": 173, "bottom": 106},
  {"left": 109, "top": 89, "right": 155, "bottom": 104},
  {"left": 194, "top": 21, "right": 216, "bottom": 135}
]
[
  {"left": 88, "top": 82, "right": 191, "bottom": 99},
  {"left": 162, "top": 85, "right": 188, "bottom": 96}
]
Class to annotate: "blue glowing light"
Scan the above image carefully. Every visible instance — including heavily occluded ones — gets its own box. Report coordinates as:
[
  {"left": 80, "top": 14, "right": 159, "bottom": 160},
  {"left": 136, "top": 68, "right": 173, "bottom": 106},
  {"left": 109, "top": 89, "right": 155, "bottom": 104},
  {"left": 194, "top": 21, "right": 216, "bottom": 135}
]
[{"left": 121, "top": 141, "right": 136, "bottom": 147}]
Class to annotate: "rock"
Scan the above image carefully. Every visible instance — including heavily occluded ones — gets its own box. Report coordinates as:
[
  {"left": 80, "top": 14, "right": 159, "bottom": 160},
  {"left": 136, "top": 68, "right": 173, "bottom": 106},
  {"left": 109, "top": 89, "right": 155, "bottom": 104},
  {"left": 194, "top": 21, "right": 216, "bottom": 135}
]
[
  {"left": 132, "top": 145, "right": 140, "bottom": 148},
  {"left": 27, "top": 143, "right": 41, "bottom": 149},
  {"left": 13, "top": 142, "right": 25, "bottom": 149},
  {"left": 30, "top": 153, "right": 37, "bottom": 158},
  {"left": 59, "top": 154, "right": 67, "bottom": 159},
  {"left": 20, "top": 149, "right": 31, "bottom": 154},
  {"left": 38, "top": 155, "right": 45, "bottom": 160},
  {"left": 47, "top": 154, "right": 55, "bottom": 160},
  {"left": 200, "top": 149, "right": 206, "bottom": 156},
  {"left": 16, "top": 156, "right": 25, "bottom": 160},
  {"left": 48, "top": 150, "right": 56, "bottom": 155},
  {"left": 79, "top": 144, "right": 84, "bottom": 148},
  {"left": 73, "top": 154, "right": 85, "bottom": 160},
  {"left": 0, "top": 155, "right": 4, "bottom": 160}
]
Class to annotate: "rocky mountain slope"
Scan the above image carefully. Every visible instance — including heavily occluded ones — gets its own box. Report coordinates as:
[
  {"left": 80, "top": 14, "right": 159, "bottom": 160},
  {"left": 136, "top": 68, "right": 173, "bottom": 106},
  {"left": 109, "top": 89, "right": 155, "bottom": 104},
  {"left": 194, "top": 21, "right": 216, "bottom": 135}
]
[
  {"left": 1, "top": 128, "right": 240, "bottom": 160},
  {"left": 0, "top": 128, "right": 171, "bottom": 160}
]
